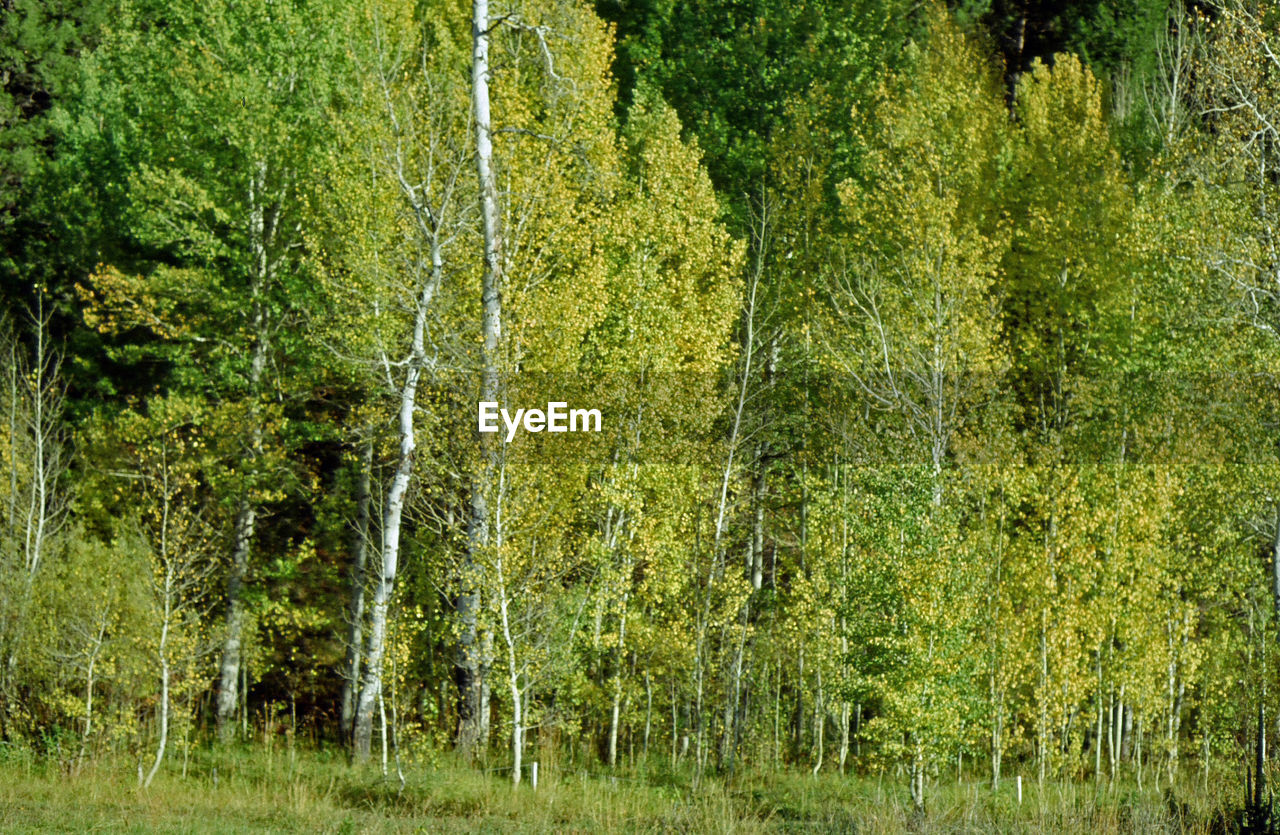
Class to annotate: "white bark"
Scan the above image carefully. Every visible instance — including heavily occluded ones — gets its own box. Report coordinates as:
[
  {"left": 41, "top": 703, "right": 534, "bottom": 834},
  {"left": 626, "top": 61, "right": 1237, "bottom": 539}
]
[
  {"left": 812, "top": 669, "right": 824, "bottom": 776},
  {"left": 216, "top": 494, "right": 256, "bottom": 741},
  {"left": 1272, "top": 506, "right": 1280, "bottom": 625},
  {"left": 1039, "top": 609, "right": 1049, "bottom": 786},
  {"left": 1143, "top": 2, "right": 1197, "bottom": 148},
  {"left": 693, "top": 204, "right": 767, "bottom": 779},
  {"left": 379, "top": 690, "right": 388, "bottom": 777},
  {"left": 341, "top": 439, "right": 374, "bottom": 739},
  {"left": 77, "top": 613, "right": 108, "bottom": 769},
  {"left": 498, "top": 545, "right": 522, "bottom": 785},
  {"left": 142, "top": 452, "right": 201, "bottom": 789},
  {"left": 22, "top": 304, "right": 55, "bottom": 580},
  {"left": 0, "top": 307, "right": 68, "bottom": 705},
  {"left": 458, "top": 0, "right": 504, "bottom": 757},
  {"left": 143, "top": 595, "right": 171, "bottom": 789},
  {"left": 217, "top": 160, "right": 274, "bottom": 741},
  {"left": 348, "top": 9, "right": 464, "bottom": 761},
  {"left": 838, "top": 701, "right": 850, "bottom": 774},
  {"left": 910, "top": 744, "right": 925, "bottom": 814},
  {"left": 352, "top": 266, "right": 436, "bottom": 760},
  {"left": 6, "top": 302, "right": 68, "bottom": 582}
]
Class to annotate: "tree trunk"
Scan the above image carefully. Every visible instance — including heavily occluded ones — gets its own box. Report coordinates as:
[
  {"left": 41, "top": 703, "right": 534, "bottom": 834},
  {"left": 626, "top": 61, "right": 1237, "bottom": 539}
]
[
  {"left": 1038, "top": 609, "right": 1048, "bottom": 786},
  {"left": 909, "top": 736, "right": 925, "bottom": 814},
  {"left": 993, "top": 669, "right": 1004, "bottom": 790},
  {"left": 78, "top": 615, "right": 107, "bottom": 770},
  {"left": 721, "top": 601, "right": 748, "bottom": 771},
  {"left": 1095, "top": 655, "right": 1104, "bottom": 783},
  {"left": 1121, "top": 702, "right": 1133, "bottom": 762},
  {"left": 670, "top": 679, "right": 679, "bottom": 766},
  {"left": 609, "top": 685, "right": 622, "bottom": 769},
  {"left": 341, "top": 439, "right": 373, "bottom": 740},
  {"left": 2, "top": 305, "right": 68, "bottom": 712},
  {"left": 608, "top": 585, "right": 628, "bottom": 768},
  {"left": 216, "top": 166, "right": 272, "bottom": 741},
  {"left": 217, "top": 496, "right": 256, "bottom": 742},
  {"left": 643, "top": 671, "right": 652, "bottom": 758},
  {"left": 353, "top": 366, "right": 420, "bottom": 760},
  {"left": 774, "top": 666, "right": 782, "bottom": 769},
  {"left": 352, "top": 251, "right": 439, "bottom": 761},
  {"left": 812, "top": 669, "right": 824, "bottom": 776},
  {"left": 838, "top": 701, "right": 850, "bottom": 774},
  {"left": 22, "top": 300, "right": 52, "bottom": 580},
  {"left": 457, "top": 0, "right": 503, "bottom": 758},
  {"left": 495, "top": 540, "right": 523, "bottom": 785},
  {"left": 1272, "top": 505, "right": 1280, "bottom": 624},
  {"left": 143, "top": 592, "right": 171, "bottom": 788},
  {"left": 511, "top": 675, "right": 523, "bottom": 785},
  {"left": 750, "top": 459, "right": 766, "bottom": 592}
]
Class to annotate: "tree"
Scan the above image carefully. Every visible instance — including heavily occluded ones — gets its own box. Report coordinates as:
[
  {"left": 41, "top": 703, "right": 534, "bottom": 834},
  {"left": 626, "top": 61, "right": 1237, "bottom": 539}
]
[
  {"left": 105, "top": 398, "right": 219, "bottom": 787},
  {"left": 820, "top": 10, "right": 1008, "bottom": 808},
  {"left": 459, "top": 0, "right": 504, "bottom": 757},
  {"left": 1193, "top": 0, "right": 1280, "bottom": 637},
  {"left": 74, "top": 0, "right": 355, "bottom": 741},
  {"left": 0, "top": 304, "right": 71, "bottom": 732},
  {"left": 317, "top": 0, "right": 471, "bottom": 762}
]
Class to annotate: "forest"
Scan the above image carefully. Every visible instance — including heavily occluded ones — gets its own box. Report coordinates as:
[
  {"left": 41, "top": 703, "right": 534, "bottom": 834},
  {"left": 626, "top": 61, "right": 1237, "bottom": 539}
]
[{"left": 2, "top": 0, "right": 1280, "bottom": 830}]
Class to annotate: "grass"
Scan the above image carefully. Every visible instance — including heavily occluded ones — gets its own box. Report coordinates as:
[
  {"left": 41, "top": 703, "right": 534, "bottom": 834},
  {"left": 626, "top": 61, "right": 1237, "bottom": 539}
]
[{"left": 0, "top": 745, "right": 1245, "bottom": 833}]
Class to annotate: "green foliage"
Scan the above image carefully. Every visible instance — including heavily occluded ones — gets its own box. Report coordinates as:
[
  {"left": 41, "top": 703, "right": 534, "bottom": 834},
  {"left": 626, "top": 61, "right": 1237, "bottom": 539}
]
[
  {"left": 1, "top": 0, "right": 1279, "bottom": 824},
  {"left": 601, "top": 0, "right": 917, "bottom": 224}
]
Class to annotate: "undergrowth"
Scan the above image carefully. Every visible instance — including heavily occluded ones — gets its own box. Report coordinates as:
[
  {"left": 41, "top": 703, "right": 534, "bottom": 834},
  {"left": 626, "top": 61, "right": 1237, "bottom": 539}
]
[{"left": 0, "top": 745, "right": 1247, "bottom": 833}]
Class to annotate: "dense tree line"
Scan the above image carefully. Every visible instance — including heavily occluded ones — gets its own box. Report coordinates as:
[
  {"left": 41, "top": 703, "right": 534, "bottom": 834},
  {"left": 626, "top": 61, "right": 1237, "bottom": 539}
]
[{"left": 1, "top": 0, "right": 1279, "bottom": 809}]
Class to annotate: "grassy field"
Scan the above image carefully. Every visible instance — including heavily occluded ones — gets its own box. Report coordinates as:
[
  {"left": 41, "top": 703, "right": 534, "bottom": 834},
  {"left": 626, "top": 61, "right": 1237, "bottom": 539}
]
[{"left": 0, "top": 746, "right": 1245, "bottom": 833}]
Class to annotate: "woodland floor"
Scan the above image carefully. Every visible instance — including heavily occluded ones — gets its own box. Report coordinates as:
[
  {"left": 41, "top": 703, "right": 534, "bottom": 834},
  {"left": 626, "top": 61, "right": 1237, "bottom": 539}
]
[{"left": 0, "top": 745, "right": 1247, "bottom": 833}]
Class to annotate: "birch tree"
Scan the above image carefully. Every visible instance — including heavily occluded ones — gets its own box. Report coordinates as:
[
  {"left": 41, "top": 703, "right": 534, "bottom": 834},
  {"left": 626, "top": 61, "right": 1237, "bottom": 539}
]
[
  {"left": 1194, "top": 0, "right": 1280, "bottom": 628},
  {"left": 453, "top": 0, "right": 639, "bottom": 757},
  {"left": 107, "top": 398, "right": 219, "bottom": 787},
  {"left": 339, "top": 437, "right": 374, "bottom": 741},
  {"left": 317, "top": 0, "right": 473, "bottom": 762},
  {"left": 75, "top": 0, "right": 356, "bottom": 741},
  {"left": 457, "top": 0, "right": 503, "bottom": 756},
  {"left": 0, "top": 305, "right": 70, "bottom": 723},
  {"left": 821, "top": 13, "right": 1008, "bottom": 809}
]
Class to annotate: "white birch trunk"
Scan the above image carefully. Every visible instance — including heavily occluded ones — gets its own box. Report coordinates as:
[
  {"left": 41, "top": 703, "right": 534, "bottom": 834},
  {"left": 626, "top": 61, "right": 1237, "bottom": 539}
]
[
  {"left": 496, "top": 534, "right": 523, "bottom": 785},
  {"left": 643, "top": 671, "right": 652, "bottom": 758},
  {"left": 77, "top": 615, "right": 107, "bottom": 769},
  {"left": 341, "top": 439, "right": 374, "bottom": 739},
  {"left": 217, "top": 161, "right": 273, "bottom": 741},
  {"left": 608, "top": 636, "right": 624, "bottom": 767},
  {"left": 812, "top": 669, "right": 824, "bottom": 776},
  {"left": 1039, "top": 609, "right": 1048, "bottom": 786},
  {"left": 143, "top": 579, "right": 171, "bottom": 788},
  {"left": 379, "top": 690, "right": 388, "bottom": 777},
  {"left": 22, "top": 304, "right": 51, "bottom": 581},
  {"left": 0, "top": 306, "right": 68, "bottom": 728},
  {"left": 1272, "top": 505, "right": 1280, "bottom": 624},
  {"left": 909, "top": 739, "right": 925, "bottom": 814},
  {"left": 352, "top": 252, "right": 439, "bottom": 761},
  {"left": 838, "top": 701, "right": 850, "bottom": 774},
  {"left": 216, "top": 494, "right": 257, "bottom": 742},
  {"left": 1095, "top": 654, "right": 1104, "bottom": 783},
  {"left": 458, "top": 0, "right": 504, "bottom": 757},
  {"left": 607, "top": 535, "right": 633, "bottom": 768}
]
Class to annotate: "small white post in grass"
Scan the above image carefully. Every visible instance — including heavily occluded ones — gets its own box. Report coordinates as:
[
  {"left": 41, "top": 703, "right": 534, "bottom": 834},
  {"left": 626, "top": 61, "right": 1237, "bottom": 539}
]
[
  {"left": 1017, "top": 775, "right": 1022, "bottom": 805},
  {"left": 531, "top": 761, "right": 538, "bottom": 791}
]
